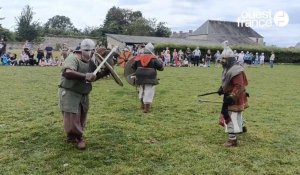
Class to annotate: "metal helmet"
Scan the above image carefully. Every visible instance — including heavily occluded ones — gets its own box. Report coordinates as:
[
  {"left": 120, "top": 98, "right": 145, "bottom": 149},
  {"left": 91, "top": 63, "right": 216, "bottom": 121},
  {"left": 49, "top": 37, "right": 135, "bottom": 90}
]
[
  {"left": 144, "top": 42, "right": 154, "bottom": 54},
  {"left": 80, "top": 39, "right": 95, "bottom": 51},
  {"left": 221, "top": 41, "right": 235, "bottom": 58}
]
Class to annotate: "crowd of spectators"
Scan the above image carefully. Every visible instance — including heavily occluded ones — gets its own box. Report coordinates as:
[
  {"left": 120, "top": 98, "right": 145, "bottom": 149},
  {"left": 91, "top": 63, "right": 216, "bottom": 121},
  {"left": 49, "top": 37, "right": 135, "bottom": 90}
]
[
  {"left": 1, "top": 40, "right": 275, "bottom": 69},
  {"left": 153, "top": 46, "right": 274, "bottom": 68},
  {"left": 1, "top": 40, "right": 68, "bottom": 67}
]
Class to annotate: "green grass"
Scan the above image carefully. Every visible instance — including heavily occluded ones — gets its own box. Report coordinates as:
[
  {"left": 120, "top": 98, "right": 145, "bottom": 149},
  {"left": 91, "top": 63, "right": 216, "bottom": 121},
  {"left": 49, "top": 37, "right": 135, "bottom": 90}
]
[{"left": 0, "top": 64, "right": 300, "bottom": 174}]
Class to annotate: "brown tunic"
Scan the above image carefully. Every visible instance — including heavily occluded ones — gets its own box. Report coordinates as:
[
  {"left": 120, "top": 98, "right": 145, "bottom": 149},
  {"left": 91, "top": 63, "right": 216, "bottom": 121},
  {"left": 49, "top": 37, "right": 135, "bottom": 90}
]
[{"left": 223, "top": 72, "right": 249, "bottom": 112}]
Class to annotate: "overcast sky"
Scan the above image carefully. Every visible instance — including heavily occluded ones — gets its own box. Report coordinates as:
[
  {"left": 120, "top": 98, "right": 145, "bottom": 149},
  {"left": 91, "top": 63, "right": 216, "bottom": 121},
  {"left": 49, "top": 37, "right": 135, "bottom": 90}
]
[{"left": 1, "top": 0, "right": 299, "bottom": 47}]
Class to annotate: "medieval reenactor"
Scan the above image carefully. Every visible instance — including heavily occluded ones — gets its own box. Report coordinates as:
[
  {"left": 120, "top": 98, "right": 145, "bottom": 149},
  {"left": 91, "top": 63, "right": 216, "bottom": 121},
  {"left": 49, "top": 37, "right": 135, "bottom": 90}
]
[
  {"left": 131, "top": 43, "right": 164, "bottom": 113},
  {"left": 58, "top": 39, "right": 112, "bottom": 150},
  {"left": 217, "top": 41, "right": 249, "bottom": 147}
]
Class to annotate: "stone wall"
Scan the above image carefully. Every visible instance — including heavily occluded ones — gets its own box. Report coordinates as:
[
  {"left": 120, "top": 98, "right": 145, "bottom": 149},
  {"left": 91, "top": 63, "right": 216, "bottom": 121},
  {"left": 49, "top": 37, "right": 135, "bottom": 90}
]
[{"left": 6, "top": 36, "right": 98, "bottom": 50}]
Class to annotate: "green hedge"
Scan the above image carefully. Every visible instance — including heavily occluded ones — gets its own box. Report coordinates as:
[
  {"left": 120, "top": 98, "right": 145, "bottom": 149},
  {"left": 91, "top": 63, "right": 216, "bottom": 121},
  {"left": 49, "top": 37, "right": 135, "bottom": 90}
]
[{"left": 154, "top": 43, "right": 300, "bottom": 63}]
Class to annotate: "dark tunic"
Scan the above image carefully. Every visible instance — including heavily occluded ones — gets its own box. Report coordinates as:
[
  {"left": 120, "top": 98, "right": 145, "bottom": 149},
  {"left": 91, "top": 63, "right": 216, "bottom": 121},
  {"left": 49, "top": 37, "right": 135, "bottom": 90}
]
[{"left": 132, "top": 54, "right": 164, "bottom": 85}]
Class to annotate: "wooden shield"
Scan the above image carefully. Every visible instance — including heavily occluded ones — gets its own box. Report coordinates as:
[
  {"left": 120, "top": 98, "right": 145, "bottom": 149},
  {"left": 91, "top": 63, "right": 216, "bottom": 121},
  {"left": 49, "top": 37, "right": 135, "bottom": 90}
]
[
  {"left": 117, "top": 50, "right": 134, "bottom": 68},
  {"left": 124, "top": 58, "right": 136, "bottom": 86}
]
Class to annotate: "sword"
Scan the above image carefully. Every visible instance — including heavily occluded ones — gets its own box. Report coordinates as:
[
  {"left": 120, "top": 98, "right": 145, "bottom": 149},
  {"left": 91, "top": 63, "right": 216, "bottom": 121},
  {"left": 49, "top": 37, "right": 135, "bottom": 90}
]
[
  {"left": 93, "top": 46, "right": 118, "bottom": 75},
  {"left": 197, "top": 91, "right": 218, "bottom": 97}
]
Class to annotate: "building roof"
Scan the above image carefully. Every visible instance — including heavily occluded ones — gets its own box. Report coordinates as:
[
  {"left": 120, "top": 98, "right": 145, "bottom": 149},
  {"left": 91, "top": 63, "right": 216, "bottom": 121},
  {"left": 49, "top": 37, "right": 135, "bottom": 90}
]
[
  {"left": 193, "top": 20, "right": 263, "bottom": 37},
  {"left": 191, "top": 20, "right": 263, "bottom": 44},
  {"left": 106, "top": 34, "right": 217, "bottom": 46}
]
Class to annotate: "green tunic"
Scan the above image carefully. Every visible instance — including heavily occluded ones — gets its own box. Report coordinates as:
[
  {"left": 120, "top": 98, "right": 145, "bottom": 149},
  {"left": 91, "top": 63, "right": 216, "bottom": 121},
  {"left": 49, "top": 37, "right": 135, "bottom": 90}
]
[{"left": 58, "top": 54, "right": 92, "bottom": 113}]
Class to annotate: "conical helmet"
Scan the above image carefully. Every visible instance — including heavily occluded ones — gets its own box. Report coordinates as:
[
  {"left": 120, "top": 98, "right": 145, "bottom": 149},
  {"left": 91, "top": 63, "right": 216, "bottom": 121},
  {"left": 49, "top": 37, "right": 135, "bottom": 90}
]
[
  {"left": 80, "top": 39, "right": 95, "bottom": 51},
  {"left": 144, "top": 42, "right": 154, "bottom": 54}
]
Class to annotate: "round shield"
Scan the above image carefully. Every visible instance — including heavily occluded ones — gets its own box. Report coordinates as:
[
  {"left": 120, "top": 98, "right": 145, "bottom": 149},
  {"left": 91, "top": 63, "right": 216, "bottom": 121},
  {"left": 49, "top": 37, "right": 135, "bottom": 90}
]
[
  {"left": 124, "top": 58, "right": 136, "bottom": 86},
  {"left": 117, "top": 50, "right": 134, "bottom": 68},
  {"left": 94, "top": 53, "right": 123, "bottom": 86}
]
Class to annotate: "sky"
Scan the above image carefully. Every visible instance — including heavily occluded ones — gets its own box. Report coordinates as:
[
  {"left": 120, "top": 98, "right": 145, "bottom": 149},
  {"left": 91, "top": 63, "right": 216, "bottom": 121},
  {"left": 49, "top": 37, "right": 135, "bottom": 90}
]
[{"left": 1, "top": 0, "right": 299, "bottom": 47}]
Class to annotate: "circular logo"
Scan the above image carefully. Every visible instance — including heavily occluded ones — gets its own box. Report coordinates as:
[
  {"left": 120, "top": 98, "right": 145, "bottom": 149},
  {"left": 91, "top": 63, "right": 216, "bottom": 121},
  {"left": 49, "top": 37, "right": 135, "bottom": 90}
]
[{"left": 273, "top": 10, "right": 289, "bottom": 27}]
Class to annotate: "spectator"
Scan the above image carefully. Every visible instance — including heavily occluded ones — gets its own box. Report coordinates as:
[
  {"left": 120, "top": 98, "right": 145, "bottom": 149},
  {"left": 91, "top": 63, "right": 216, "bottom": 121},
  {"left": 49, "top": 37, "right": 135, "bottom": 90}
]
[
  {"left": 244, "top": 51, "right": 251, "bottom": 65},
  {"left": 185, "top": 48, "right": 193, "bottom": 67},
  {"left": 171, "top": 49, "right": 178, "bottom": 64},
  {"left": 254, "top": 52, "right": 259, "bottom": 66},
  {"left": 163, "top": 50, "right": 171, "bottom": 66},
  {"left": 269, "top": 51, "right": 275, "bottom": 68},
  {"left": 193, "top": 47, "right": 201, "bottom": 66},
  {"left": 178, "top": 49, "right": 184, "bottom": 63},
  {"left": 160, "top": 50, "right": 165, "bottom": 63},
  {"left": 172, "top": 49, "right": 179, "bottom": 66},
  {"left": 181, "top": 58, "right": 189, "bottom": 67},
  {"left": 237, "top": 51, "right": 245, "bottom": 65},
  {"left": 45, "top": 44, "right": 53, "bottom": 63},
  {"left": 233, "top": 50, "right": 238, "bottom": 60},
  {"left": 0, "top": 38, "right": 7, "bottom": 57},
  {"left": 23, "top": 40, "right": 30, "bottom": 55},
  {"left": 165, "top": 47, "right": 170, "bottom": 54},
  {"left": 1, "top": 52, "right": 10, "bottom": 65},
  {"left": 10, "top": 53, "right": 18, "bottom": 66},
  {"left": 137, "top": 44, "right": 145, "bottom": 54},
  {"left": 214, "top": 50, "right": 222, "bottom": 67},
  {"left": 260, "top": 53, "right": 265, "bottom": 66},
  {"left": 19, "top": 51, "right": 29, "bottom": 66},
  {"left": 36, "top": 44, "right": 45, "bottom": 65},
  {"left": 249, "top": 52, "right": 254, "bottom": 65},
  {"left": 205, "top": 49, "right": 212, "bottom": 67},
  {"left": 28, "top": 50, "right": 37, "bottom": 66},
  {"left": 132, "top": 45, "right": 138, "bottom": 56}
]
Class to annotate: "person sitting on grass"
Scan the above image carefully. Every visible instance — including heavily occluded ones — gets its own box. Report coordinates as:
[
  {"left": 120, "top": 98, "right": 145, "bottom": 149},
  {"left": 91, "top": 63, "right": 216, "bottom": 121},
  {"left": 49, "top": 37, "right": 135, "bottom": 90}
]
[
  {"left": 10, "top": 53, "right": 18, "bottom": 66},
  {"left": 1, "top": 52, "right": 10, "bottom": 65}
]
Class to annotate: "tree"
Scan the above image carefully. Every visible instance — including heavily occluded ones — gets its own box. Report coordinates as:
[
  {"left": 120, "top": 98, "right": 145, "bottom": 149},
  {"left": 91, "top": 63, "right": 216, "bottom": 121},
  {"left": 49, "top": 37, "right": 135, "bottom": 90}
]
[
  {"left": 15, "top": 5, "right": 41, "bottom": 41},
  {"left": 155, "top": 22, "right": 171, "bottom": 37},
  {"left": 124, "top": 18, "right": 155, "bottom": 36},
  {"left": 82, "top": 26, "right": 104, "bottom": 38},
  {"left": 45, "top": 15, "right": 74, "bottom": 30},
  {"left": 0, "top": 27, "right": 15, "bottom": 41},
  {"left": 0, "top": 7, "right": 15, "bottom": 41},
  {"left": 103, "top": 6, "right": 145, "bottom": 35},
  {"left": 102, "top": 6, "right": 170, "bottom": 37},
  {"left": 44, "top": 15, "right": 80, "bottom": 36},
  {"left": 102, "top": 6, "right": 127, "bottom": 34}
]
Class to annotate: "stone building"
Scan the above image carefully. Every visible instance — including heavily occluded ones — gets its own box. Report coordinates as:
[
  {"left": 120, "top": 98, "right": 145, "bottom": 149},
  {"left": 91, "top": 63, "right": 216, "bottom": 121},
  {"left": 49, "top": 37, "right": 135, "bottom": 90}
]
[
  {"left": 106, "top": 20, "right": 264, "bottom": 48},
  {"left": 187, "top": 20, "right": 264, "bottom": 45}
]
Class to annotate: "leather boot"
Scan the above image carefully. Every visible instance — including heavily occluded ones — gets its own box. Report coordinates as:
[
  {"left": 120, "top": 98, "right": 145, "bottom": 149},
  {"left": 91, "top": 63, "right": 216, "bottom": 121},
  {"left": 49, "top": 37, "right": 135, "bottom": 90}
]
[
  {"left": 77, "top": 138, "right": 86, "bottom": 150},
  {"left": 66, "top": 134, "right": 77, "bottom": 144},
  {"left": 143, "top": 104, "right": 151, "bottom": 113},
  {"left": 224, "top": 139, "right": 238, "bottom": 147},
  {"left": 242, "top": 126, "right": 247, "bottom": 133},
  {"left": 140, "top": 99, "right": 144, "bottom": 110}
]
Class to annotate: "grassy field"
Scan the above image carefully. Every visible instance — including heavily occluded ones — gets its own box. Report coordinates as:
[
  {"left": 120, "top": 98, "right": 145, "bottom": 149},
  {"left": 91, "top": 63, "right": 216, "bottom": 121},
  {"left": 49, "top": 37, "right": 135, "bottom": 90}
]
[{"left": 0, "top": 64, "right": 299, "bottom": 174}]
